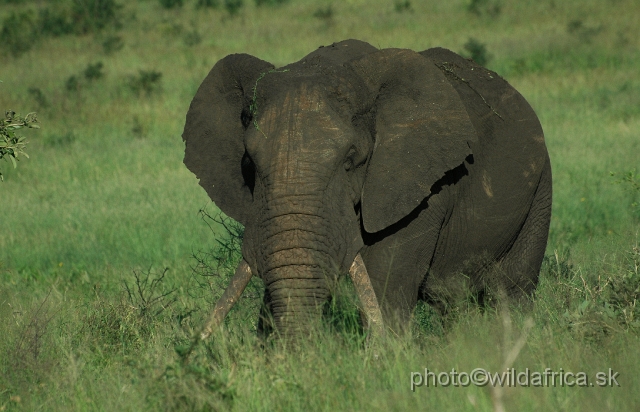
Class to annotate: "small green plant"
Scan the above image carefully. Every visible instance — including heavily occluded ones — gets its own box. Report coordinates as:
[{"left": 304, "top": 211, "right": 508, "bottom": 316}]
[
  {"left": 1, "top": 111, "right": 38, "bottom": 181},
  {"left": 394, "top": 0, "right": 412, "bottom": 13},
  {"left": 64, "top": 62, "right": 105, "bottom": 93},
  {"left": 611, "top": 169, "right": 639, "bottom": 213},
  {"left": 159, "top": 0, "right": 183, "bottom": 9},
  {"left": 0, "top": 10, "right": 38, "bottom": 56},
  {"left": 83, "top": 61, "right": 105, "bottom": 81},
  {"left": 183, "top": 29, "right": 202, "bottom": 47},
  {"left": 567, "top": 19, "right": 603, "bottom": 44},
  {"left": 65, "top": 75, "right": 81, "bottom": 92},
  {"left": 196, "top": 0, "right": 220, "bottom": 7},
  {"left": 131, "top": 116, "right": 147, "bottom": 138},
  {"left": 45, "top": 131, "right": 76, "bottom": 148},
  {"left": 462, "top": 37, "right": 491, "bottom": 66},
  {"left": 71, "top": 0, "right": 123, "bottom": 34},
  {"left": 313, "top": 5, "right": 334, "bottom": 21},
  {"left": 128, "top": 70, "right": 163, "bottom": 96},
  {"left": 254, "top": 0, "right": 287, "bottom": 6},
  {"left": 27, "top": 87, "right": 49, "bottom": 109},
  {"left": 224, "top": 0, "right": 244, "bottom": 15},
  {"left": 38, "top": 8, "right": 75, "bottom": 37},
  {"left": 102, "top": 34, "right": 124, "bottom": 54},
  {"left": 467, "top": 0, "right": 501, "bottom": 17}
]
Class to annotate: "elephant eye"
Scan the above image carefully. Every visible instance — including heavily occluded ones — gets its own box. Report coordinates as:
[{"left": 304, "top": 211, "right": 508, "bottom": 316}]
[
  {"left": 241, "top": 108, "right": 252, "bottom": 129},
  {"left": 344, "top": 158, "right": 354, "bottom": 171},
  {"left": 343, "top": 146, "right": 358, "bottom": 171},
  {"left": 241, "top": 151, "right": 256, "bottom": 194}
]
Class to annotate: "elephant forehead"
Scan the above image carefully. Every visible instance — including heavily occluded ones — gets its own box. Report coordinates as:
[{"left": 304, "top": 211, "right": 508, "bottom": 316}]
[{"left": 247, "top": 84, "right": 353, "bottom": 157}]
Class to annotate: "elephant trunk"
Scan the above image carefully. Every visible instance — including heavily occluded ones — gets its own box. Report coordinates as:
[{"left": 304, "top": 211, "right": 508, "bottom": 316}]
[
  {"left": 258, "top": 212, "right": 336, "bottom": 339},
  {"left": 267, "top": 271, "right": 329, "bottom": 338}
]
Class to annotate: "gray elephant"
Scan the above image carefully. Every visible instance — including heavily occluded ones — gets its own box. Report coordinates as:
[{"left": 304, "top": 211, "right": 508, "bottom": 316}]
[{"left": 182, "top": 39, "right": 552, "bottom": 339}]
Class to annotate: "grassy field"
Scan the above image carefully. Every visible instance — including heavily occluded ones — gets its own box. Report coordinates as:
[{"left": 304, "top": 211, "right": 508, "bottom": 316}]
[{"left": 1, "top": 0, "right": 639, "bottom": 410}]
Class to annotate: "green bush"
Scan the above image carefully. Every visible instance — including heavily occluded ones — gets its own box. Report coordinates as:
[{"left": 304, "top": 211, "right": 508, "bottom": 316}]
[
  {"left": 196, "top": 0, "right": 220, "bottom": 8},
  {"left": 83, "top": 61, "right": 105, "bottom": 81},
  {"left": 64, "top": 62, "right": 106, "bottom": 93},
  {"left": 394, "top": 0, "right": 412, "bottom": 13},
  {"left": 44, "top": 131, "right": 76, "bottom": 148},
  {"left": 1, "top": 1, "right": 122, "bottom": 57},
  {"left": 467, "top": 0, "right": 501, "bottom": 17},
  {"left": 0, "top": 10, "right": 38, "bottom": 56},
  {"left": 38, "top": 8, "right": 75, "bottom": 37},
  {"left": 71, "top": 0, "right": 123, "bottom": 33},
  {"left": 313, "top": 5, "right": 334, "bottom": 21},
  {"left": 254, "top": 0, "right": 287, "bottom": 6},
  {"left": 183, "top": 29, "right": 202, "bottom": 46},
  {"left": 224, "top": 0, "right": 243, "bottom": 15},
  {"left": 102, "top": 34, "right": 124, "bottom": 54},
  {"left": 27, "top": 87, "right": 49, "bottom": 109},
  {"left": 128, "top": 70, "right": 163, "bottom": 96},
  {"left": 462, "top": 37, "right": 490, "bottom": 66},
  {"left": 159, "top": 0, "right": 183, "bottom": 9}
]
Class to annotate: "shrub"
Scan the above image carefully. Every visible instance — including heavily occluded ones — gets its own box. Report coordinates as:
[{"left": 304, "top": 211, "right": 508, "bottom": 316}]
[
  {"left": 0, "top": 10, "right": 38, "bottom": 56},
  {"left": 44, "top": 131, "right": 76, "bottom": 148},
  {"left": 394, "top": 0, "right": 412, "bottom": 13},
  {"left": 65, "top": 75, "right": 81, "bottom": 92},
  {"left": 83, "top": 61, "right": 104, "bottom": 81},
  {"left": 313, "top": 5, "right": 334, "bottom": 21},
  {"left": 70, "top": 0, "right": 123, "bottom": 34},
  {"left": 38, "top": 8, "right": 75, "bottom": 37},
  {"left": 159, "top": 0, "right": 183, "bottom": 9},
  {"left": 183, "top": 29, "right": 202, "bottom": 47},
  {"left": 128, "top": 70, "right": 163, "bottom": 96},
  {"left": 467, "top": 0, "right": 501, "bottom": 17},
  {"left": 27, "top": 87, "right": 49, "bottom": 109},
  {"left": 64, "top": 62, "right": 105, "bottom": 93},
  {"left": 462, "top": 37, "right": 490, "bottom": 66},
  {"left": 567, "top": 19, "right": 603, "bottom": 44},
  {"left": 254, "top": 0, "right": 287, "bottom": 6},
  {"left": 196, "top": 0, "right": 219, "bottom": 8},
  {"left": 224, "top": 0, "right": 243, "bottom": 15},
  {"left": 102, "top": 34, "right": 124, "bottom": 54}
]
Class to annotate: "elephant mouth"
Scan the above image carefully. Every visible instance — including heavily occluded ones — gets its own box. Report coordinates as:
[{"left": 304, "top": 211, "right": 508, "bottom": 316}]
[{"left": 197, "top": 252, "right": 383, "bottom": 341}]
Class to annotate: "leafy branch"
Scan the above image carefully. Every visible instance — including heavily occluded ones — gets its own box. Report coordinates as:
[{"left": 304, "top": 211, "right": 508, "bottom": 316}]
[{"left": 1, "top": 110, "right": 39, "bottom": 181}]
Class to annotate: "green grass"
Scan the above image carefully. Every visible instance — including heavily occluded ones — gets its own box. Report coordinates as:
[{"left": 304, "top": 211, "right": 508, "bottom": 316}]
[{"left": 1, "top": 0, "right": 639, "bottom": 410}]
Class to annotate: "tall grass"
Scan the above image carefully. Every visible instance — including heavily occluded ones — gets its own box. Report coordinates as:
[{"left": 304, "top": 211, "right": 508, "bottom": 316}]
[{"left": 1, "top": 0, "right": 639, "bottom": 410}]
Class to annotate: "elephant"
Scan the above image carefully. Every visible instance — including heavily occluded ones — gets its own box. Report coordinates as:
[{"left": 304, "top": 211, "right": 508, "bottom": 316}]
[{"left": 182, "top": 39, "right": 552, "bottom": 339}]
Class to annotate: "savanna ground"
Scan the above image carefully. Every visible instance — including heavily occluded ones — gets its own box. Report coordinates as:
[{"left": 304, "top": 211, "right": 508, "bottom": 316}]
[{"left": 1, "top": 0, "right": 639, "bottom": 410}]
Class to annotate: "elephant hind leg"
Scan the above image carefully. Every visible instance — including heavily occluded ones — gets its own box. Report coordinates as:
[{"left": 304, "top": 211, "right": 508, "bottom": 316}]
[{"left": 494, "top": 157, "right": 552, "bottom": 301}]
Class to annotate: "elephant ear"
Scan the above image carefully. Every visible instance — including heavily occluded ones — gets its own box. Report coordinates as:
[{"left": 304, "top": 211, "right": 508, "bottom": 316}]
[
  {"left": 182, "top": 54, "right": 274, "bottom": 225},
  {"left": 348, "top": 49, "right": 478, "bottom": 234}
]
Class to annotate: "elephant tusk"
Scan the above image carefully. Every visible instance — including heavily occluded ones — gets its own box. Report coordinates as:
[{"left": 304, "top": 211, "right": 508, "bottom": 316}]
[
  {"left": 349, "top": 253, "right": 385, "bottom": 335},
  {"left": 199, "top": 259, "right": 253, "bottom": 341}
]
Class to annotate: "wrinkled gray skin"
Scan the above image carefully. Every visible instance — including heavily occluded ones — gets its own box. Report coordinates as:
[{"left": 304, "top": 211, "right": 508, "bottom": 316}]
[{"left": 182, "top": 39, "right": 552, "bottom": 337}]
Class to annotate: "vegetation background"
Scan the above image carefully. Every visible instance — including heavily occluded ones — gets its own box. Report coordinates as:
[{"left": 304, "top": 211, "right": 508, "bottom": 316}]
[{"left": 1, "top": 0, "right": 639, "bottom": 410}]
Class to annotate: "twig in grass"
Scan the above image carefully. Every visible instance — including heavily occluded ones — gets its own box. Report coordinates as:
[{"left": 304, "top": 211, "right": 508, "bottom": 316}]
[
  {"left": 123, "top": 267, "right": 177, "bottom": 318},
  {"left": 490, "top": 304, "right": 534, "bottom": 412}
]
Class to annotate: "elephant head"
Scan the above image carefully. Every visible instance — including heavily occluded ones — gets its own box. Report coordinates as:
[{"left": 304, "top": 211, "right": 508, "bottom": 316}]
[{"left": 183, "top": 39, "right": 477, "bottom": 339}]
